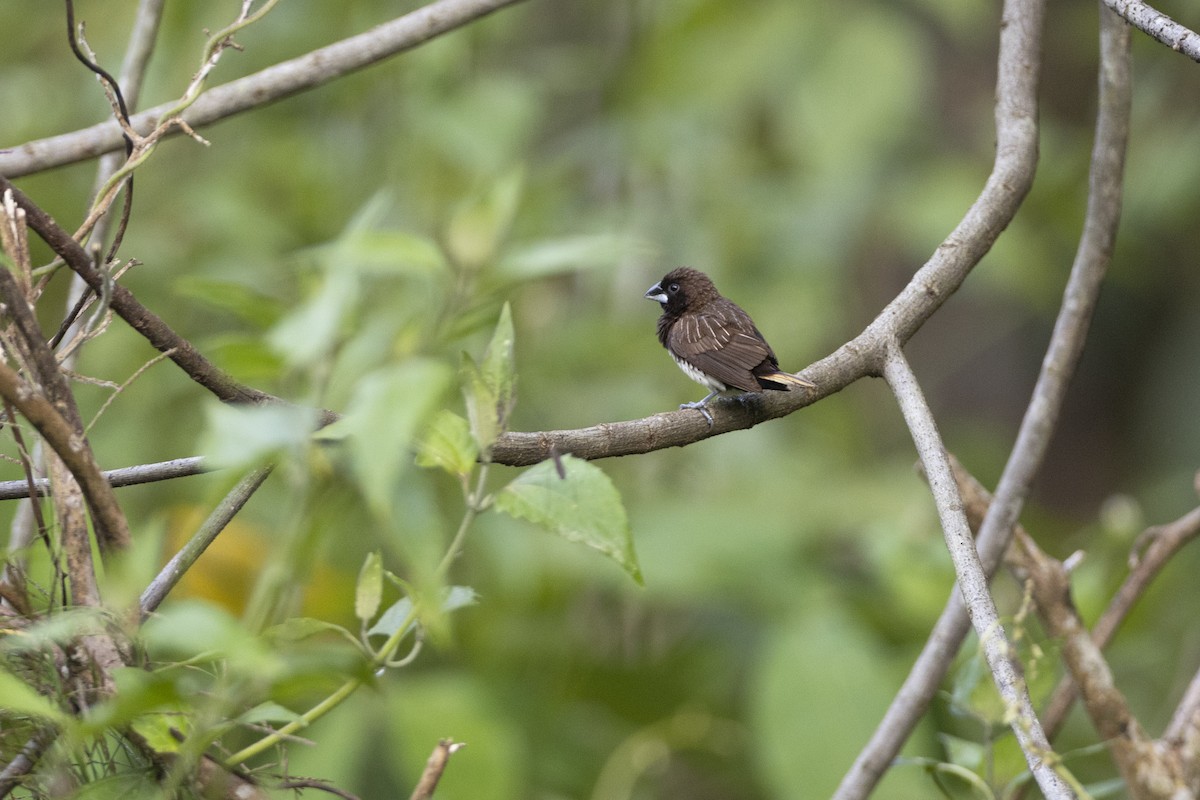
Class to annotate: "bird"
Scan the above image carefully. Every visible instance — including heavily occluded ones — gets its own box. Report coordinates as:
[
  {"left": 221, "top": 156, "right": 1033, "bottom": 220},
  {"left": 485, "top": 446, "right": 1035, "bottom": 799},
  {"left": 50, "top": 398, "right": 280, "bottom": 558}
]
[{"left": 645, "top": 267, "right": 815, "bottom": 425}]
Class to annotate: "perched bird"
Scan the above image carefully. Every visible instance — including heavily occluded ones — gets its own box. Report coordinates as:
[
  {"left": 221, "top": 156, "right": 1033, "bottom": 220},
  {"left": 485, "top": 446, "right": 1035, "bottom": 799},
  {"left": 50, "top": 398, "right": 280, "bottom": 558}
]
[{"left": 645, "top": 267, "right": 815, "bottom": 424}]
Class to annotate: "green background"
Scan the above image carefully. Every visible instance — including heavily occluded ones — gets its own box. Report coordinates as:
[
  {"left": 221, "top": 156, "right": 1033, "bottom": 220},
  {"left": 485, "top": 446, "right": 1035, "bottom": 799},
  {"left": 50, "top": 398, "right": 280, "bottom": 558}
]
[{"left": 3, "top": 1, "right": 1200, "bottom": 797}]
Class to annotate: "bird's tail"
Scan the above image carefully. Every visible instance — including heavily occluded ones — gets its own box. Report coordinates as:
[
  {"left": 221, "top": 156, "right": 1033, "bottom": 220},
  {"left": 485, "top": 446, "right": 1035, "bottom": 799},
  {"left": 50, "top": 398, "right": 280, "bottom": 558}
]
[{"left": 760, "top": 371, "right": 816, "bottom": 390}]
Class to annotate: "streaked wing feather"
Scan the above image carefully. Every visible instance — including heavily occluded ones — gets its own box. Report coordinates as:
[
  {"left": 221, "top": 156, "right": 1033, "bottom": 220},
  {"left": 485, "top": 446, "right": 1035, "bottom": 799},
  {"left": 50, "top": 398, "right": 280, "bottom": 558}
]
[{"left": 668, "top": 305, "right": 775, "bottom": 393}]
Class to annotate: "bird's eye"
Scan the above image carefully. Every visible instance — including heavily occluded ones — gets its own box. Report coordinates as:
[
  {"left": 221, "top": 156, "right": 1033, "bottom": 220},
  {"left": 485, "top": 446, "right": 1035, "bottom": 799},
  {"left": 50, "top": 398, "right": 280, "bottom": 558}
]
[{"left": 668, "top": 283, "right": 680, "bottom": 293}]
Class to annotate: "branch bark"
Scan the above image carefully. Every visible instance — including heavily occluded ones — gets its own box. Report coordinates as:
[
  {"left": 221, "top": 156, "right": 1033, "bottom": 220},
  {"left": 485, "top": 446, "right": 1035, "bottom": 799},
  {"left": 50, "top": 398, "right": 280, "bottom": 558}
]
[
  {"left": 1101, "top": 0, "right": 1200, "bottom": 62},
  {"left": 837, "top": 2, "right": 1128, "bottom": 794},
  {"left": 0, "top": 0, "right": 529, "bottom": 178},
  {"left": 882, "top": 345, "right": 1072, "bottom": 799}
]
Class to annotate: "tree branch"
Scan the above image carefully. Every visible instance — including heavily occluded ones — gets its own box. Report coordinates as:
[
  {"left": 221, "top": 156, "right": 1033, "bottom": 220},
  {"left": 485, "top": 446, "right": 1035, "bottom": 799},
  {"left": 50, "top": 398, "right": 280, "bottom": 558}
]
[
  {"left": 0, "top": 0, "right": 529, "bottom": 178},
  {"left": 139, "top": 464, "right": 272, "bottom": 617},
  {"left": 409, "top": 739, "right": 464, "bottom": 800},
  {"left": 838, "top": 2, "right": 1128, "bottom": 794},
  {"left": 947, "top": 456, "right": 1200, "bottom": 799},
  {"left": 1009, "top": 522, "right": 1188, "bottom": 797},
  {"left": 1042, "top": 500, "right": 1200, "bottom": 741},
  {"left": 0, "top": 360, "right": 130, "bottom": 549},
  {"left": 882, "top": 345, "right": 1072, "bottom": 799},
  {"left": 1101, "top": 0, "right": 1200, "bottom": 62},
  {"left": 0, "top": 176, "right": 284, "bottom": 409},
  {"left": 0, "top": 456, "right": 208, "bottom": 500}
]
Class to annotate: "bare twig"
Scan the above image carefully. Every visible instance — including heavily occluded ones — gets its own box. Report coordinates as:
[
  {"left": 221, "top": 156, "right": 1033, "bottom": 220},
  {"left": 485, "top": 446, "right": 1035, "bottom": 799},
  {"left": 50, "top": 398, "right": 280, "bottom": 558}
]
[
  {"left": 951, "top": 459, "right": 1200, "bottom": 800},
  {"left": 0, "top": 456, "right": 209, "bottom": 501},
  {"left": 409, "top": 739, "right": 464, "bottom": 800},
  {"left": 0, "top": 0, "right": 531, "bottom": 179},
  {"left": 0, "top": 729, "right": 56, "bottom": 800},
  {"left": 0, "top": 261, "right": 130, "bottom": 550},
  {"left": 277, "top": 778, "right": 360, "bottom": 800},
  {"left": 1166, "top": 665, "right": 1200, "bottom": 745},
  {"left": 1101, "top": 0, "right": 1200, "bottom": 62},
  {"left": 882, "top": 345, "right": 1072, "bottom": 799},
  {"left": 1045, "top": 501, "right": 1200, "bottom": 740},
  {"left": 0, "top": 176, "right": 285, "bottom": 411},
  {"left": 140, "top": 464, "right": 273, "bottom": 617},
  {"left": 1009, "top": 521, "right": 1188, "bottom": 797}
]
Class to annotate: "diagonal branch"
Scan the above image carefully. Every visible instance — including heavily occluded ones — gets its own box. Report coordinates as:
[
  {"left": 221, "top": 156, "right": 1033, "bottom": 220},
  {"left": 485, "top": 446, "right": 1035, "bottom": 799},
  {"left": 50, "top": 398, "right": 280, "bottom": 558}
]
[
  {"left": 882, "top": 344, "right": 1072, "bottom": 799},
  {"left": 1101, "top": 0, "right": 1200, "bottom": 62},
  {"left": 947, "top": 456, "right": 1200, "bottom": 798},
  {"left": 139, "top": 464, "right": 273, "bottom": 617},
  {"left": 0, "top": 360, "right": 129, "bottom": 549},
  {"left": 837, "top": 3, "right": 1128, "bottom": 795},
  {"left": 0, "top": 176, "right": 285, "bottom": 409},
  {"left": 0, "top": 0, "right": 530, "bottom": 178},
  {"left": 1042, "top": 500, "right": 1200, "bottom": 742}
]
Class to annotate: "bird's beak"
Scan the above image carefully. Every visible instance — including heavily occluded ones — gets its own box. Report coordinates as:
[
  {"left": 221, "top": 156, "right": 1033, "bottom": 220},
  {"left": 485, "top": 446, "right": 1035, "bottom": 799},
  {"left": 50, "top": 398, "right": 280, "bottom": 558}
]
[{"left": 645, "top": 282, "right": 668, "bottom": 304}]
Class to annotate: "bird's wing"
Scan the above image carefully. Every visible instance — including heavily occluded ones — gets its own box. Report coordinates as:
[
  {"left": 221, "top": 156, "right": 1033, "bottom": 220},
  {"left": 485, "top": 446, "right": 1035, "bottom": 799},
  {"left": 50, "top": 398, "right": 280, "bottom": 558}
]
[{"left": 668, "top": 304, "right": 774, "bottom": 393}]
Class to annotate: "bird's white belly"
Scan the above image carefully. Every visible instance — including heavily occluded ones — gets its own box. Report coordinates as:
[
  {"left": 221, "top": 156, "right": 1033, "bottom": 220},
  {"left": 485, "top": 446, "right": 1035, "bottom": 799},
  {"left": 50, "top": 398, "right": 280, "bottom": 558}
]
[{"left": 671, "top": 354, "right": 727, "bottom": 392}]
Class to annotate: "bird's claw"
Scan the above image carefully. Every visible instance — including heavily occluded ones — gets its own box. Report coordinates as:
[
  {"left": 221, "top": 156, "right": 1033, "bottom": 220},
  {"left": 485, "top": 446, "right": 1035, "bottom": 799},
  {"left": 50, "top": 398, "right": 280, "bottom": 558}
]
[{"left": 679, "top": 401, "right": 715, "bottom": 427}]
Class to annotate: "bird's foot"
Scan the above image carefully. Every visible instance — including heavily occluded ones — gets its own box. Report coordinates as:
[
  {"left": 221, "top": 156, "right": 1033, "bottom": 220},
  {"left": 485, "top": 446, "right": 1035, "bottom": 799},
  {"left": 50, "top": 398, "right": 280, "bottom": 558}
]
[{"left": 679, "top": 399, "right": 715, "bottom": 427}]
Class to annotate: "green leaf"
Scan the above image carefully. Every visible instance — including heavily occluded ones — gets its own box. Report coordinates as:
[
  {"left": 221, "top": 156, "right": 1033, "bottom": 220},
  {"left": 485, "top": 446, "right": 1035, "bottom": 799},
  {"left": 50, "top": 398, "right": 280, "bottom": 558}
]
[
  {"left": 198, "top": 402, "right": 320, "bottom": 470},
  {"left": 938, "top": 733, "right": 985, "bottom": 770},
  {"left": 267, "top": 263, "right": 360, "bottom": 368},
  {"left": 0, "top": 669, "right": 69, "bottom": 725},
  {"left": 263, "top": 617, "right": 354, "bottom": 643},
  {"left": 356, "top": 552, "right": 384, "bottom": 621},
  {"left": 174, "top": 277, "right": 285, "bottom": 327},
  {"left": 495, "top": 455, "right": 642, "bottom": 584},
  {"left": 461, "top": 303, "right": 516, "bottom": 459},
  {"left": 481, "top": 302, "right": 516, "bottom": 415},
  {"left": 497, "top": 233, "right": 637, "bottom": 280},
  {"left": 461, "top": 353, "right": 498, "bottom": 456},
  {"left": 366, "top": 586, "right": 479, "bottom": 640},
  {"left": 323, "top": 229, "right": 448, "bottom": 277},
  {"left": 238, "top": 701, "right": 303, "bottom": 725},
  {"left": 331, "top": 359, "right": 453, "bottom": 519},
  {"left": 367, "top": 596, "right": 416, "bottom": 640},
  {"left": 415, "top": 410, "right": 478, "bottom": 477},
  {"left": 445, "top": 167, "right": 524, "bottom": 270},
  {"left": 140, "top": 601, "right": 278, "bottom": 678}
]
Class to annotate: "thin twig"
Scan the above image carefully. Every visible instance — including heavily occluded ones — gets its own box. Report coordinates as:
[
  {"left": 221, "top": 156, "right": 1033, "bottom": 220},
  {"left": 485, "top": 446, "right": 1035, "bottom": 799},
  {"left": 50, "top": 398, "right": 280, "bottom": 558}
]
[
  {"left": 409, "top": 739, "right": 464, "bottom": 800},
  {"left": 1045, "top": 501, "right": 1200, "bottom": 742},
  {"left": 1008, "top": 518, "right": 1187, "bottom": 795},
  {"left": 0, "top": 176, "right": 285, "bottom": 411},
  {"left": 0, "top": 456, "right": 209, "bottom": 501},
  {"left": 277, "top": 778, "right": 360, "bottom": 800},
  {"left": 140, "top": 464, "right": 273, "bottom": 617},
  {"left": 0, "top": 728, "right": 56, "bottom": 800}
]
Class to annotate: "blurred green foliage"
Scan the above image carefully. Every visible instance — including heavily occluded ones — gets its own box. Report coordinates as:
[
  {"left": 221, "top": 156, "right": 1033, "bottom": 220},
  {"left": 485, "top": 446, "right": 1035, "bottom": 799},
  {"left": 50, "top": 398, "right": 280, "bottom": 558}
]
[{"left": 3, "top": 0, "right": 1200, "bottom": 798}]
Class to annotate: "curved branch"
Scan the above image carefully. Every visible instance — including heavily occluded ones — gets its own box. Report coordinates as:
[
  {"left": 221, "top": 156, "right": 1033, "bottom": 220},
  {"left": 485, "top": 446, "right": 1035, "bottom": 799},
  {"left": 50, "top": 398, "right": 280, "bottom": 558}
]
[
  {"left": 494, "top": 0, "right": 1044, "bottom": 467},
  {"left": 837, "top": 0, "right": 1133, "bottom": 795},
  {"left": 0, "top": 0, "right": 528, "bottom": 178},
  {"left": 1102, "top": 0, "right": 1200, "bottom": 62}
]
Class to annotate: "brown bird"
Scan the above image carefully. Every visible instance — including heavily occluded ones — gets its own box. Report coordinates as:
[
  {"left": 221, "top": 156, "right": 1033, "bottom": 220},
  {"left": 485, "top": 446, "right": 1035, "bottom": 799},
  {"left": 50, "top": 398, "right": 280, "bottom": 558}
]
[{"left": 645, "top": 267, "right": 815, "bottom": 424}]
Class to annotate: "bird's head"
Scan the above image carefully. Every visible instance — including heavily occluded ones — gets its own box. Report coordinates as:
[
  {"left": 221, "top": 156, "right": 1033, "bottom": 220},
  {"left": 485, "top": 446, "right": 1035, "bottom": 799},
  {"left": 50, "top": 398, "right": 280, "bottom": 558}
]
[{"left": 644, "top": 267, "right": 718, "bottom": 314}]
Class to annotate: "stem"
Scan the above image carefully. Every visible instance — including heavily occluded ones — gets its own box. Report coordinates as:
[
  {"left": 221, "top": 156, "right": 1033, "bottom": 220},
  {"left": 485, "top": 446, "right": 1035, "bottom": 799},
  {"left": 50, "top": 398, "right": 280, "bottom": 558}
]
[
  {"left": 436, "top": 464, "right": 490, "bottom": 578},
  {"left": 226, "top": 463, "right": 490, "bottom": 767}
]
